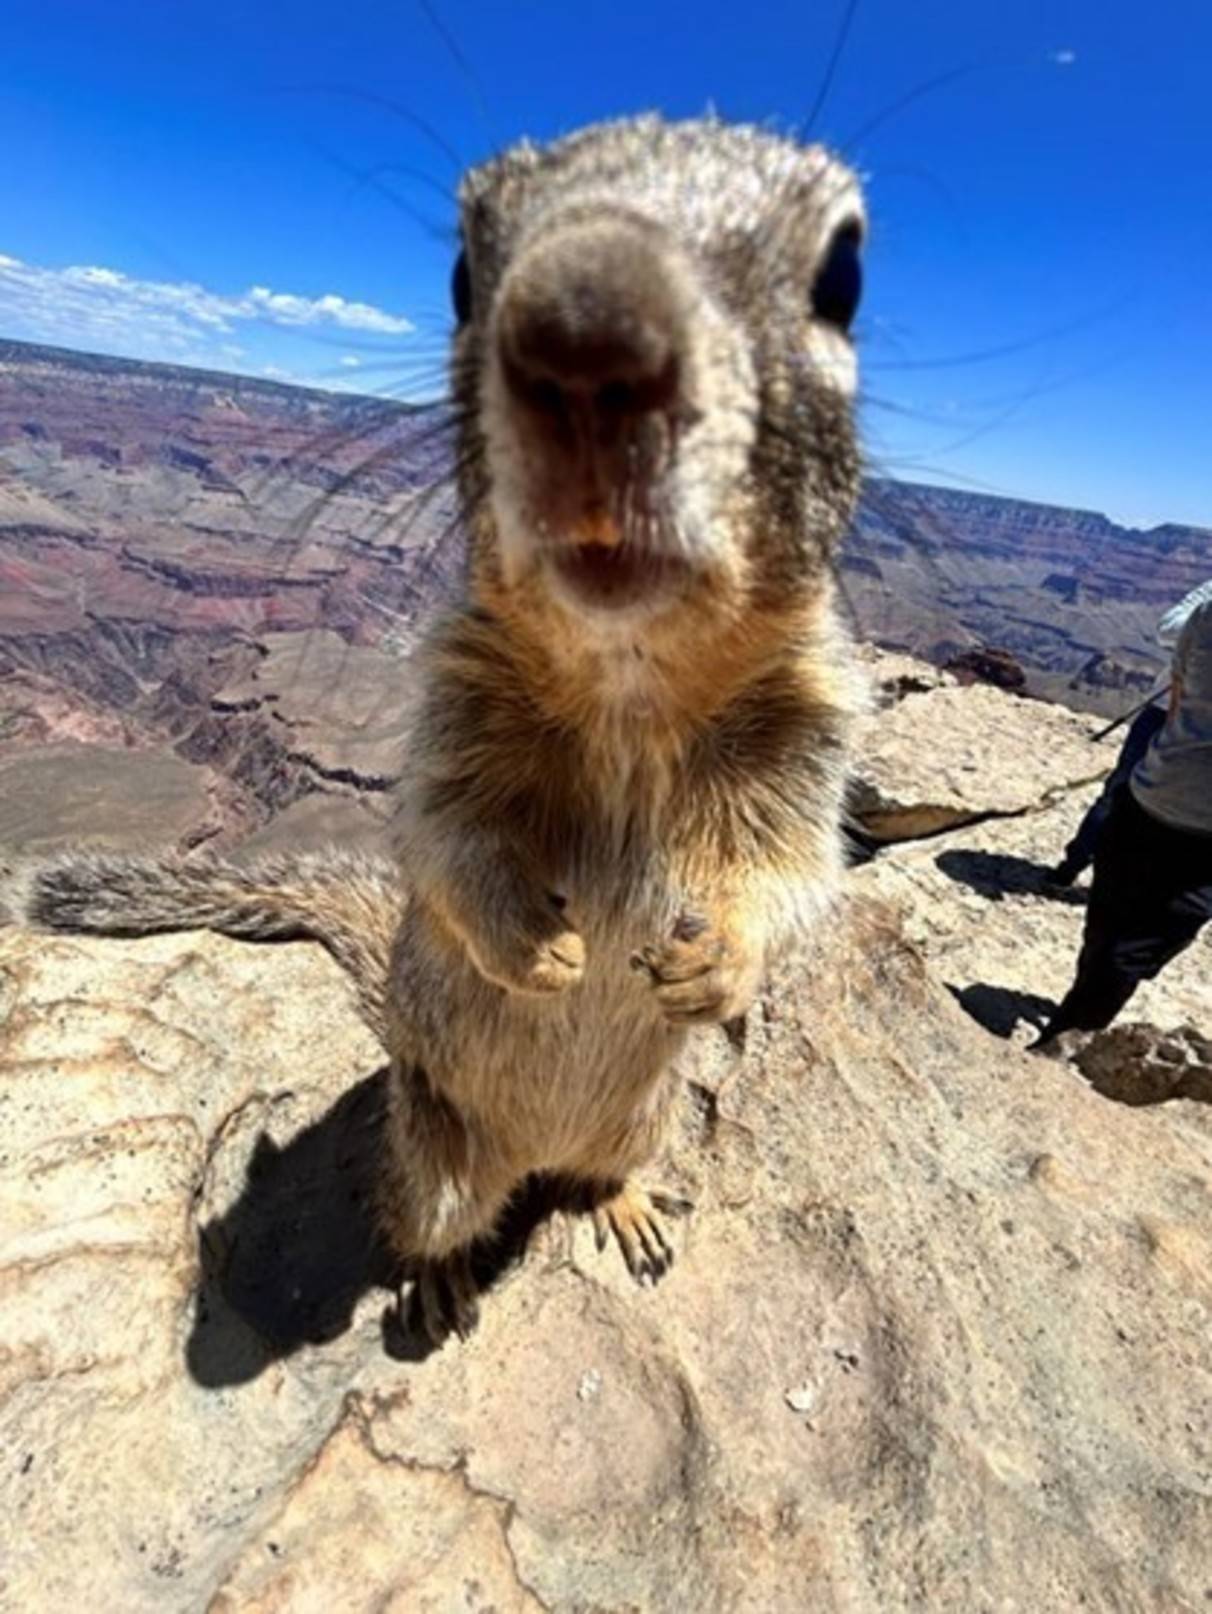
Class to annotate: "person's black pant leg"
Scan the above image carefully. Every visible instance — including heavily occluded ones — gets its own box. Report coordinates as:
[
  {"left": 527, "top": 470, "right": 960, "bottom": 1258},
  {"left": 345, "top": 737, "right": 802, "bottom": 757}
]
[
  {"left": 1047, "top": 796, "right": 1145, "bottom": 1033},
  {"left": 1042, "top": 793, "right": 1212, "bottom": 1038}
]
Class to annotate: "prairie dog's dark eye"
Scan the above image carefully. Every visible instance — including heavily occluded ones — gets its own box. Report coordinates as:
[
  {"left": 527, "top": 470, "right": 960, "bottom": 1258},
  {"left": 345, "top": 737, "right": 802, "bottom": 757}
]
[
  {"left": 811, "top": 221, "right": 863, "bottom": 334},
  {"left": 451, "top": 248, "right": 472, "bottom": 325}
]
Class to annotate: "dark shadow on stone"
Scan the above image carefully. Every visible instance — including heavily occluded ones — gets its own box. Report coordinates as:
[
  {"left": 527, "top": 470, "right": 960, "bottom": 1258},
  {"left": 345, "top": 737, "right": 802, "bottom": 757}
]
[
  {"left": 935, "top": 848, "right": 1088, "bottom": 906},
  {"left": 949, "top": 981, "right": 1057, "bottom": 1039},
  {"left": 186, "top": 1069, "right": 589, "bottom": 1386},
  {"left": 186, "top": 1069, "right": 396, "bottom": 1387}
]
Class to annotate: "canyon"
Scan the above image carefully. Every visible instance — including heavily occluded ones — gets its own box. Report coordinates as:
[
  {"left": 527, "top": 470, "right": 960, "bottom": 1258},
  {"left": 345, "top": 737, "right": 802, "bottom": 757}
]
[{"left": 1, "top": 336, "right": 1209, "bottom": 853}]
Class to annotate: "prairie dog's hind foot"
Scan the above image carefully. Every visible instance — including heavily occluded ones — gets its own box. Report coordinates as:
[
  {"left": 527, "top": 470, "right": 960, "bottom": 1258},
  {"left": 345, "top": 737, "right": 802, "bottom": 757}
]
[
  {"left": 407, "top": 1249, "right": 481, "bottom": 1346},
  {"left": 591, "top": 1182, "right": 693, "bottom": 1285}
]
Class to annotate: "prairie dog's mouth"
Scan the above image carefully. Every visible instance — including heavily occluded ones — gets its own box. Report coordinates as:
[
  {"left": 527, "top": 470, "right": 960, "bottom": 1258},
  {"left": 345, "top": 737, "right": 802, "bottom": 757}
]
[{"left": 549, "top": 539, "right": 690, "bottom": 613}]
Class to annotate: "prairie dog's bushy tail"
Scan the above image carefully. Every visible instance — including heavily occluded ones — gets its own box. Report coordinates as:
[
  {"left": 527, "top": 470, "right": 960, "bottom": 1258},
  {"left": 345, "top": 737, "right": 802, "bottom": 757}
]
[{"left": 2, "top": 847, "right": 403, "bottom": 1043}]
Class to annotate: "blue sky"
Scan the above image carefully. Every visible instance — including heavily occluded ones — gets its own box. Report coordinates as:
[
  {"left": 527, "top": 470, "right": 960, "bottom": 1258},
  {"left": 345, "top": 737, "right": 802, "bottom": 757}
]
[{"left": 1, "top": 0, "right": 1208, "bottom": 529}]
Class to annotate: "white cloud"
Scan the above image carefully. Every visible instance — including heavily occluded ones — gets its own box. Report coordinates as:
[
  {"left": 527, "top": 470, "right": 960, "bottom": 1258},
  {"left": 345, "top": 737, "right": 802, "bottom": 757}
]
[
  {"left": 1050, "top": 48, "right": 1077, "bottom": 66},
  {"left": 0, "top": 251, "right": 414, "bottom": 362},
  {"left": 339, "top": 354, "right": 362, "bottom": 368},
  {"left": 243, "top": 286, "right": 409, "bottom": 334}
]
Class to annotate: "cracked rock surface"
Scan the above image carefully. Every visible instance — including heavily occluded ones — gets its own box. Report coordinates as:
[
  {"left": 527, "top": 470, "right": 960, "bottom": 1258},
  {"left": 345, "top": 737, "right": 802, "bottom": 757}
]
[
  {"left": 851, "top": 679, "right": 1106, "bottom": 841},
  {"left": 3, "top": 883, "right": 1211, "bottom": 1610}
]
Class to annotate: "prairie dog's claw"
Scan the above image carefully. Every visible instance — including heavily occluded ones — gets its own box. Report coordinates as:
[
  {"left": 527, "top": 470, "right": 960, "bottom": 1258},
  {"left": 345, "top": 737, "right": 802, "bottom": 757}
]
[
  {"left": 411, "top": 1251, "right": 481, "bottom": 1345},
  {"left": 592, "top": 1183, "right": 684, "bottom": 1284}
]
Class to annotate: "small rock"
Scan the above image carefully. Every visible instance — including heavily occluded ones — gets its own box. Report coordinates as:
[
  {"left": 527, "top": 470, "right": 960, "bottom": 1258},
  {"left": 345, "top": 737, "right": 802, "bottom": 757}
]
[{"left": 577, "top": 1369, "right": 603, "bottom": 1403}]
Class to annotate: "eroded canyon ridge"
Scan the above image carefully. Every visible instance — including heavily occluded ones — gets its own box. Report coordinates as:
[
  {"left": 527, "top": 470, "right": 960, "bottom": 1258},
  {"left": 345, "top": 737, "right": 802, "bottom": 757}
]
[{"left": 1, "top": 336, "right": 1209, "bottom": 853}]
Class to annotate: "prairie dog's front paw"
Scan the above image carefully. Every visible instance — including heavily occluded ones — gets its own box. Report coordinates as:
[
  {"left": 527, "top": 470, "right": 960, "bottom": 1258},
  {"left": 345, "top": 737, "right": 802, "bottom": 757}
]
[
  {"left": 515, "top": 926, "right": 586, "bottom": 994},
  {"left": 467, "top": 894, "right": 586, "bottom": 996},
  {"left": 634, "top": 910, "right": 763, "bottom": 1024}
]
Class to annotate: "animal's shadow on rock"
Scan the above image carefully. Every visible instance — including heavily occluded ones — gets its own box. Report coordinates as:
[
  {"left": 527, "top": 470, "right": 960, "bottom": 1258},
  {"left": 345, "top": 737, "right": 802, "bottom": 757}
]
[
  {"left": 935, "top": 848, "right": 1088, "bottom": 906},
  {"left": 185, "top": 1068, "right": 569, "bottom": 1388},
  {"left": 949, "top": 982, "right": 1056, "bottom": 1039}
]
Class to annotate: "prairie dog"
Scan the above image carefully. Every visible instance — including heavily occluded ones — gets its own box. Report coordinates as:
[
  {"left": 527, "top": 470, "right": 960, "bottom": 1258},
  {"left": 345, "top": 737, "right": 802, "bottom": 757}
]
[{"left": 6, "top": 115, "right": 867, "bottom": 1343}]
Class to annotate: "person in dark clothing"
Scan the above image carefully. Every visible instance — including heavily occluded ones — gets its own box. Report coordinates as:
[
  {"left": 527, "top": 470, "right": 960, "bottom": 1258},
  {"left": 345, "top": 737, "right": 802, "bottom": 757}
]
[
  {"left": 1047, "top": 699, "right": 1167, "bottom": 886},
  {"left": 1037, "top": 789, "right": 1212, "bottom": 1037},
  {"left": 1036, "top": 594, "right": 1212, "bottom": 1045}
]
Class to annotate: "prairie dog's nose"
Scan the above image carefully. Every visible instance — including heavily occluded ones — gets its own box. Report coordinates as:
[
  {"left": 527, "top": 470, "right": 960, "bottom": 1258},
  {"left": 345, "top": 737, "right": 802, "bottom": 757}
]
[{"left": 496, "top": 219, "right": 686, "bottom": 422}]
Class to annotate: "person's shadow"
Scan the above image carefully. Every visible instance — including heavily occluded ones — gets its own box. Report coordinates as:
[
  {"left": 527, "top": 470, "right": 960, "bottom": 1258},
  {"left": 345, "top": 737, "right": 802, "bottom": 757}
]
[
  {"left": 185, "top": 1068, "right": 568, "bottom": 1387},
  {"left": 935, "top": 848, "right": 1087, "bottom": 906},
  {"left": 934, "top": 847, "right": 1082, "bottom": 1038},
  {"left": 948, "top": 982, "right": 1056, "bottom": 1039}
]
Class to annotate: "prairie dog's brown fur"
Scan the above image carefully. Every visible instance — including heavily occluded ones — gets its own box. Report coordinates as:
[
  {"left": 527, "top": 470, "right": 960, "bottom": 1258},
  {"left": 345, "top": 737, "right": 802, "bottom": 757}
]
[{"left": 5, "top": 115, "right": 868, "bottom": 1343}]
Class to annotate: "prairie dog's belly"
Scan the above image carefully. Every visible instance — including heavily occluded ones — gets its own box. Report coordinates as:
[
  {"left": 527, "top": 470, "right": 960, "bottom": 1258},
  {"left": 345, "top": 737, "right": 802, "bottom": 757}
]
[
  {"left": 393, "top": 888, "right": 687, "bottom": 1170},
  {"left": 494, "top": 952, "right": 683, "bottom": 1171}
]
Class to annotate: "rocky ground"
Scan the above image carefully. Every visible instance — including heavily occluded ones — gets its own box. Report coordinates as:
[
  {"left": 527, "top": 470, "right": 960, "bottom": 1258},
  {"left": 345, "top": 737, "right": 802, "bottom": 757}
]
[{"left": 1, "top": 657, "right": 1210, "bottom": 1610}]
